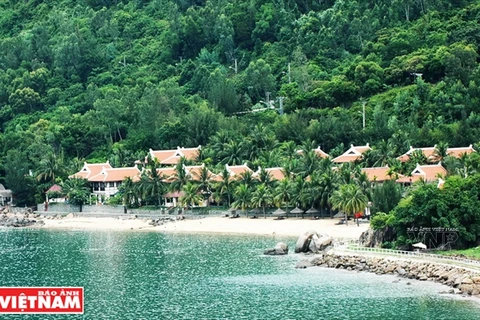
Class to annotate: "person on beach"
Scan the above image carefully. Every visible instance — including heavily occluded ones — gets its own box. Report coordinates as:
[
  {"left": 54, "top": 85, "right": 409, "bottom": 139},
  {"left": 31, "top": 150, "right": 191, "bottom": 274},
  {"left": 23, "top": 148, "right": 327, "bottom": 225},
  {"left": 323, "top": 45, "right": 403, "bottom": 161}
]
[{"left": 44, "top": 201, "right": 49, "bottom": 211}]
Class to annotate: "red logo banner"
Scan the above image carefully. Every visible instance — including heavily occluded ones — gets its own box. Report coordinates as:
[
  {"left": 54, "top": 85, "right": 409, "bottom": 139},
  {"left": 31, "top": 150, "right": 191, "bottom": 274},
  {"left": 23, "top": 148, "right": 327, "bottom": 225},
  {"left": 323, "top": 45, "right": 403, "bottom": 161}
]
[{"left": 0, "top": 287, "right": 84, "bottom": 314}]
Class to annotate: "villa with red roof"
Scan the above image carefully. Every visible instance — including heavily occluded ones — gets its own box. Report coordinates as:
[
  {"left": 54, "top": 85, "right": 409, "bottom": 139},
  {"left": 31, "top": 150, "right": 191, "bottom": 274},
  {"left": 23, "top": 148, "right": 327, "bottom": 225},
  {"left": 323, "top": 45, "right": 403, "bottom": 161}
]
[
  {"left": 397, "top": 145, "right": 475, "bottom": 163},
  {"left": 87, "top": 166, "right": 141, "bottom": 200},
  {"left": 296, "top": 147, "right": 329, "bottom": 158},
  {"left": 253, "top": 167, "right": 286, "bottom": 181},
  {"left": 70, "top": 161, "right": 112, "bottom": 180},
  {"left": 396, "top": 163, "right": 447, "bottom": 184},
  {"left": 361, "top": 166, "right": 400, "bottom": 182},
  {"left": 332, "top": 144, "right": 371, "bottom": 163},
  {"left": 211, "top": 164, "right": 254, "bottom": 182},
  {"left": 148, "top": 146, "right": 201, "bottom": 165}
]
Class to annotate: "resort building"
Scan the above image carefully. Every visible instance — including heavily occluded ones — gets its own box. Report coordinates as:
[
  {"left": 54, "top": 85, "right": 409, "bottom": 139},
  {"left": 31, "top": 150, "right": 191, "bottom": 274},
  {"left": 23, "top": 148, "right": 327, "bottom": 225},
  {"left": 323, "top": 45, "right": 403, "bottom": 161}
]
[
  {"left": 88, "top": 166, "right": 141, "bottom": 201},
  {"left": 212, "top": 164, "right": 254, "bottom": 182},
  {"left": 396, "top": 163, "right": 447, "bottom": 184},
  {"left": 253, "top": 167, "right": 286, "bottom": 181},
  {"left": 361, "top": 166, "right": 400, "bottom": 182},
  {"left": 147, "top": 146, "right": 201, "bottom": 165},
  {"left": 397, "top": 145, "right": 475, "bottom": 163},
  {"left": 0, "top": 184, "right": 12, "bottom": 206},
  {"left": 70, "top": 161, "right": 112, "bottom": 180},
  {"left": 296, "top": 146, "right": 329, "bottom": 158},
  {"left": 45, "top": 184, "right": 66, "bottom": 203},
  {"left": 332, "top": 144, "right": 371, "bottom": 163}
]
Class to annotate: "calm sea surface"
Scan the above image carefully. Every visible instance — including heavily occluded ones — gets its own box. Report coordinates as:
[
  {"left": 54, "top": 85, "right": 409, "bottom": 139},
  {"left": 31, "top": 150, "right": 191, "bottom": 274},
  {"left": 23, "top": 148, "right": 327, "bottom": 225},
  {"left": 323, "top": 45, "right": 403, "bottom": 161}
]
[{"left": 0, "top": 228, "right": 479, "bottom": 319}]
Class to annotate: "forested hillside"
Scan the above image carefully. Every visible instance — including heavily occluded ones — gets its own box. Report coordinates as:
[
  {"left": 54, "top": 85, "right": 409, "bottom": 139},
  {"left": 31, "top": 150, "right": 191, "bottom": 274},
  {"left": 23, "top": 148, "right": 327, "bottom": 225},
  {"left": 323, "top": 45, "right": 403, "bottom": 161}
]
[{"left": 1, "top": 0, "right": 480, "bottom": 204}]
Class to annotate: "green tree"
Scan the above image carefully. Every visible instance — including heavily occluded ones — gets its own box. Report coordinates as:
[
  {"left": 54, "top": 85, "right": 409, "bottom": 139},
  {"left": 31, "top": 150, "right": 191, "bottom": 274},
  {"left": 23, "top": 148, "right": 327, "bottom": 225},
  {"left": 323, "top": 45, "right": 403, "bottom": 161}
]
[
  {"left": 231, "top": 184, "right": 252, "bottom": 216},
  {"left": 251, "top": 183, "right": 273, "bottom": 219},
  {"left": 330, "top": 184, "right": 368, "bottom": 226},
  {"left": 61, "top": 178, "right": 90, "bottom": 212}
]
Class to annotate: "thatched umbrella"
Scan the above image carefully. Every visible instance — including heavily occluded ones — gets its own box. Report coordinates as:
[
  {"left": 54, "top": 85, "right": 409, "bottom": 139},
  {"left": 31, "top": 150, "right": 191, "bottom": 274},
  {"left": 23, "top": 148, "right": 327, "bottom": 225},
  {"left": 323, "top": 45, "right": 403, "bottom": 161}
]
[
  {"left": 272, "top": 208, "right": 286, "bottom": 219},
  {"left": 290, "top": 207, "right": 304, "bottom": 218},
  {"left": 306, "top": 207, "right": 319, "bottom": 219}
]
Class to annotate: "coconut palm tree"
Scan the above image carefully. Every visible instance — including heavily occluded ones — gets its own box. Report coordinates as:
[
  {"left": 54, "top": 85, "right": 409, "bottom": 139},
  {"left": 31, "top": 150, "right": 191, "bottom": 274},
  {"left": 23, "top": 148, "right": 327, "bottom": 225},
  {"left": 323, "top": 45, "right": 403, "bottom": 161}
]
[
  {"left": 317, "top": 169, "right": 339, "bottom": 218},
  {"left": 274, "top": 178, "right": 294, "bottom": 212},
  {"left": 140, "top": 160, "right": 166, "bottom": 207},
  {"left": 251, "top": 184, "right": 273, "bottom": 219},
  {"left": 170, "top": 158, "right": 191, "bottom": 192},
  {"left": 180, "top": 183, "right": 203, "bottom": 211},
  {"left": 330, "top": 184, "right": 368, "bottom": 226},
  {"left": 231, "top": 184, "right": 252, "bottom": 216},
  {"left": 118, "top": 177, "right": 138, "bottom": 207},
  {"left": 61, "top": 178, "right": 90, "bottom": 212},
  {"left": 257, "top": 167, "right": 275, "bottom": 188},
  {"left": 434, "top": 142, "right": 449, "bottom": 162},
  {"left": 36, "top": 151, "right": 66, "bottom": 184},
  {"left": 215, "top": 167, "right": 235, "bottom": 206},
  {"left": 194, "top": 165, "right": 213, "bottom": 205}
]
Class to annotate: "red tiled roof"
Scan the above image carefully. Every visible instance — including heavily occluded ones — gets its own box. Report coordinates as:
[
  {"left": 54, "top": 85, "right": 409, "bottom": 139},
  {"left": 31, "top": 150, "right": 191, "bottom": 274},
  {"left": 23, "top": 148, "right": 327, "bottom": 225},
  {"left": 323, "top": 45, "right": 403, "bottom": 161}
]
[
  {"left": 396, "top": 163, "right": 447, "bottom": 183},
  {"left": 89, "top": 166, "right": 141, "bottom": 182},
  {"left": 185, "top": 165, "right": 215, "bottom": 181},
  {"left": 253, "top": 167, "right": 285, "bottom": 181},
  {"left": 46, "top": 184, "right": 62, "bottom": 193},
  {"left": 226, "top": 164, "right": 253, "bottom": 177},
  {"left": 332, "top": 144, "right": 371, "bottom": 163},
  {"left": 149, "top": 146, "right": 201, "bottom": 165},
  {"left": 70, "top": 162, "right": 112, "bottom": 179},
  {"left": 296, "top": 147, "right": 329, "bottom": 158},
  {"left": 397, "top": 145, "right": 475, "bottom": 162},
  {"left": 361, "top": 167, "right": 395, "bottom": 182}
]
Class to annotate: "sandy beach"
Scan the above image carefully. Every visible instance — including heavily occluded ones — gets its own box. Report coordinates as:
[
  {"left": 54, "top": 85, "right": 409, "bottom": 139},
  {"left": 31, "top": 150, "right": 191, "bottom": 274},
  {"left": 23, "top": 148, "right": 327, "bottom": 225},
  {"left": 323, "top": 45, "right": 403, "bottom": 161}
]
[
  {"left": 41, "top": 215, "right": 369, "bottom": 238},
  {"left": 41, "top": 216, "right": 152, "bottom": 231}
]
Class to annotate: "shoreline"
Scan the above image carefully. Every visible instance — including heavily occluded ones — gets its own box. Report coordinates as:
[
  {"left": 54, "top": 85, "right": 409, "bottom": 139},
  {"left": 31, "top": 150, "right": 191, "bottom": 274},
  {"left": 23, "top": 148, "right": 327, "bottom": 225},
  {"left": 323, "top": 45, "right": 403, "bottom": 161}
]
[
  {"left": 29, "top": 215, "right": 370, "bottom": 238},
  {"left": 302, "top": 251, "right": 480, "bottom": 300}
]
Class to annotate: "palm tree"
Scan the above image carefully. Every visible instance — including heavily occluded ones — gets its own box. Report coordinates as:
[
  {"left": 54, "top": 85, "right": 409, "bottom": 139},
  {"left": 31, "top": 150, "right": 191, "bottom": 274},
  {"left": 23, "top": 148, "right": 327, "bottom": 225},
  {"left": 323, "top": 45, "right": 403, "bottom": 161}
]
[
  {"left": 215, "top": 167, "right": 235, "bottom": 206},
  {"left": 317, "top": 169, "right": 338, "bottom": 218},
  {"left": 221, "top": 139, "right": 246, "bottom": 165},
  {"left": 274, "top": 178, "right": 294, "bottom": 212},
  {"left": 330, "top": 184, "right": 368, "bottom": 226},
  {"left": 434, "top": 142, "right": 449, "bottom": 162},
  {"left": 193, "top": 165, "right": 213, "bottom": 205},
  {"left": 140, "top": 160, "right": 166, "bottom": 207},
  {"left": 170, "top": 158, "right": 191, "bottom": 192},
  {"left": 251, "top": 184, "right": 273, "bottom": 219},
  {"left": 299, "top": 149, "right": 319, "bottom": 178},
  {"left": 36, "top": 151, "right": 66, "bottom": 184},
  {"left": 257, "top": 167, "right": 275, "bottom": 188},
  {"left": 231, "top": 184, "right": 252, "bottom": 216},
  {"left": 61, "top": 178, "right": 90, "bottom": 212},
  {"left": 180, "top": 183, "right": 203, "bottom": 211},
  {"left": 239, "top": 170, "right": 255, "bottom": 189},
  {"left": 118, "top": 177, "right": 137, "bottom": 207},
  {"left": 280, "top": 140, "right": 298, "bottom": 162}
]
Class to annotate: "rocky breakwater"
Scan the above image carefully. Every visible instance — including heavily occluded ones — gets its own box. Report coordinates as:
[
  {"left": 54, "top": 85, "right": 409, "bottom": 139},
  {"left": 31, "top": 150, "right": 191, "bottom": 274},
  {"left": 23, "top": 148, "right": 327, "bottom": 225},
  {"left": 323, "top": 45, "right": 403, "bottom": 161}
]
[
  {"left": 0, "top": 212, "right": 45, "bottom": 227},
  {"left": 309, "top": 254, "right": 480, "bottom": 297}
]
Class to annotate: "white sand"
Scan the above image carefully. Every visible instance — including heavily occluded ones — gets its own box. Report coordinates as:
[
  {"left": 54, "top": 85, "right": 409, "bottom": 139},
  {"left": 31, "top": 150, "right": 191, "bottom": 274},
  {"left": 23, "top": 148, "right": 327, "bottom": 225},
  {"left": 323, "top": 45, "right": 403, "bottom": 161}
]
[
  {"left": 42, "top": 217, "right": 152, "bottom": 231},
  {"left": 157, "top": 216, "right": 368, "bottom": 238},
  {"left": 41, "top": 216, "right": 369, "bottom": 238}
]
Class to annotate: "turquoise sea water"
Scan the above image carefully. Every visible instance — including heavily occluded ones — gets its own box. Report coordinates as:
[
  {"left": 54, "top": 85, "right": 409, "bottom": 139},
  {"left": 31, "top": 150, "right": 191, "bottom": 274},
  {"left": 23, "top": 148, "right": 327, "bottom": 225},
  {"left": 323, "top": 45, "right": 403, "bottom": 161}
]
[{"left": 0, "top": 228, "right": 479, "bottom": 319}]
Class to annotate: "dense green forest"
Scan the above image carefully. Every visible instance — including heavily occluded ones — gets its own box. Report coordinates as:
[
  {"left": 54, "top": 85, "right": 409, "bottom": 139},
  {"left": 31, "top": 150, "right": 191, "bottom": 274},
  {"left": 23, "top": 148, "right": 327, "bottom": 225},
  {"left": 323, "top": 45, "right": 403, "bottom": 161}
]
[{"left": 1, "top": 0, "right": 480, "bottom": 215}]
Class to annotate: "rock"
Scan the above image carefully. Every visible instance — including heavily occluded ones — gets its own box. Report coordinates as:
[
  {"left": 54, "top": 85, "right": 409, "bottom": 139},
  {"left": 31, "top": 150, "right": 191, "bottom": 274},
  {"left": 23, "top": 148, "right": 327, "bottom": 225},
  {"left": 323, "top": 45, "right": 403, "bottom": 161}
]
[
  {"left": 66, "top": 213, "right": 75, "bottom": 219},
  {"left": 471, "top": 277, "right": 480, "bottom": 284},
  {"left": 448, "top": 289, "right": 455, "bottom": 294},
  {"left": 396, "top": 268, "right": 406, "bottom": 275},
  {"left": 264, "top": 242, "right": 289, "bottom": 255},
  {"left": 462, "top": 278, "right": 474, "bottom": 284},
  {"left": 406, "top": 282, "right": 411, "bottom": 285},
  {"left": 308, "top": 234, "right": 333, "bottom": 253},
  {"left": 358, "top": 227, "right": 396, "bottom": 248},
  {"left": 295, "top": 260, "right": 313, "bottom": 269},
  {"left": 295, "top": 230, "right": 318, "bottom": 253}
]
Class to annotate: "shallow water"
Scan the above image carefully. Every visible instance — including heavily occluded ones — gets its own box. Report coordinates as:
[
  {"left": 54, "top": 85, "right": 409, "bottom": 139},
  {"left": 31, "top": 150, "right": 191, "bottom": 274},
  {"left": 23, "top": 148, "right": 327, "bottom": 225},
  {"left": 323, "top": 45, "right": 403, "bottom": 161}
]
[{"left": 0, "top": 229, "right": 479, "bottom": 319}]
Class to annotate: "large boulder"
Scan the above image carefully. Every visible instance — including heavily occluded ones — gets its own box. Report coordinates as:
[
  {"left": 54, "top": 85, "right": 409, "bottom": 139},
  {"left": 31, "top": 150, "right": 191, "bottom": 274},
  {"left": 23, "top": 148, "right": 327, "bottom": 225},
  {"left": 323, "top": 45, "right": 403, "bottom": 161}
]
[
  {"left": 295, "top": 230, "right": 332, "bottom": 253},
  {"left": 308, "top": 234, "right": 333, "bottom": 253},
  {"left": 359, "top": 227, "right": 396, "bottom": 248},
  {"left": 295, "top": 259, "right": 313, "bottom": 269},
  {"left": 264, "top": 242, "right": 289, "bottom": 255}
]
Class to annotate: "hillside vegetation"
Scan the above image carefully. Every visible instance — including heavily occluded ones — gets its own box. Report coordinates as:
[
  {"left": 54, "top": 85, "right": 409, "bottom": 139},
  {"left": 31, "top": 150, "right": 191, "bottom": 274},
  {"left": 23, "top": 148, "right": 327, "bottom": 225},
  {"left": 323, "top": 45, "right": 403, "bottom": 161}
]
[{"left": 1, "top": 0, "right": 480, "bottom": 205}]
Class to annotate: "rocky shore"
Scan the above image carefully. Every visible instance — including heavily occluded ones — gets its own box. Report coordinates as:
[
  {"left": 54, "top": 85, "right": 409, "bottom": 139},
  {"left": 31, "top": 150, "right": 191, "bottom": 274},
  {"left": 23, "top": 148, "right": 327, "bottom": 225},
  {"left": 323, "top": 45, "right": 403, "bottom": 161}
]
[
  {"left": 301, "top": 253, "right": 480, "bottom": 297},
  {"left": 0, "top": 212, "right": 45, "bottom": 227}
]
